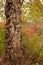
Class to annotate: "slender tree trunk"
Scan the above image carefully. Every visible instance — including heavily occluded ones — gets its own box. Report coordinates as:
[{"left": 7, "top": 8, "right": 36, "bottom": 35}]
[{"left": 0, "top": 0, "right": 27, "bottom": 65}]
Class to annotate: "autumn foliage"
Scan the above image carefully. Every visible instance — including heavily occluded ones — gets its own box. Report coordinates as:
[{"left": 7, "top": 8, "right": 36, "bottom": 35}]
[{"left": 22, "top": 23, "right": 36, "bottom": 37}]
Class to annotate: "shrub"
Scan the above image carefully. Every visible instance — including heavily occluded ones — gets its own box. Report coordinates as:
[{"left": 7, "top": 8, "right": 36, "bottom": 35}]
[
  {"left": 0, "top": 28, "right": 4, "bottom": 55},
  {"left": 22, "top": 33, "right": 43, "bottom": 65}
]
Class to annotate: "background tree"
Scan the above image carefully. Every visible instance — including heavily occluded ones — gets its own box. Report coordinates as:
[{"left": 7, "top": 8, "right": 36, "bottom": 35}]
[
  {"left": 21, "top": 0, "right": 43, "bottom": 34},
  {"left": 0, "top": 0, "right": 5, "bottom": 22},
  {"left": 21, "top": 0, "right": 43, "bottom": 23}
]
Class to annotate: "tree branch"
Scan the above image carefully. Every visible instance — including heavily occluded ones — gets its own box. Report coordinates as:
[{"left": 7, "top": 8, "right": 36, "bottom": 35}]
[{"left": 20, "top": 0, "right": 24, "bottom": 6}]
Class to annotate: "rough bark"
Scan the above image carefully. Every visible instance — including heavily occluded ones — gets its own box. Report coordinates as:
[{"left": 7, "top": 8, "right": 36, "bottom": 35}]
[{"left": 0, "top": 0, "right": 27, "bottom": 65}]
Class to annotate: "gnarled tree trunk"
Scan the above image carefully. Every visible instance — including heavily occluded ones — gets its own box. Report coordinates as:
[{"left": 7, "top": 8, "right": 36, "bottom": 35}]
[{"left": 1, "top": 0, "right": 27, "bottom": 65}]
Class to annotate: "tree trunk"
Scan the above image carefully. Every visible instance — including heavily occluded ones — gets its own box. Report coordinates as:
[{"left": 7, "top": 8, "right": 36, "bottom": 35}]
[
  {"left": 4, "top": 0, "right": 25, "bottom": 64},
  {"left": 0, "top": 0, "right": 27, "bottom": 65}
]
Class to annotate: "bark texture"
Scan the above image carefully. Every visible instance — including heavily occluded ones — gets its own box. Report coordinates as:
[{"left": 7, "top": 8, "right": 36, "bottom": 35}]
[{"left": 0, "top": 0, "right": 27, "bottom": 65}]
